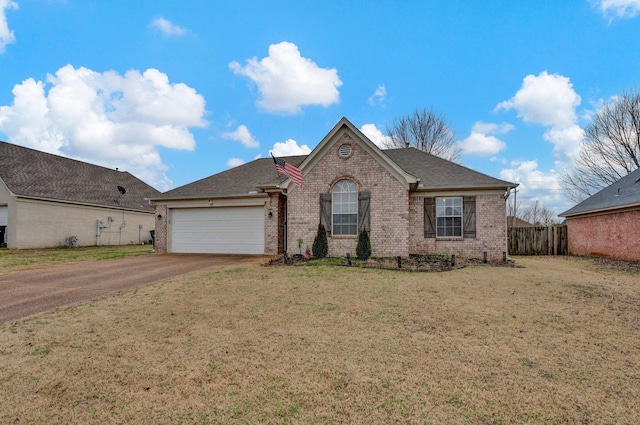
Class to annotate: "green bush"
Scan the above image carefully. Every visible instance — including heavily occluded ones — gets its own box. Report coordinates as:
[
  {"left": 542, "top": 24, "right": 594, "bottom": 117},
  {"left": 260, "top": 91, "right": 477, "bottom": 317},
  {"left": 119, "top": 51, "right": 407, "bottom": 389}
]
[
  {"left": 312, "top": 224, "right": 329, "bottom": 258},
  {"left": 356, "top": 229, "right": 372, "bottom": 260}
]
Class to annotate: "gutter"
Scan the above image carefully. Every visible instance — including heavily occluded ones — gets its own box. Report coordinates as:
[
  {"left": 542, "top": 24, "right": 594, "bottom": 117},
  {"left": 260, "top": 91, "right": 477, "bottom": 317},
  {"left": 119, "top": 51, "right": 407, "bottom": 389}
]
[
  {"left": 559, "top": 202, "right": 640, "bottom": 218},
  {"left": 148, "top": 192, "right": 269, "bottom": 205},
  {"left": 14, "top": 194, "right": 154, "bottom": 214}
]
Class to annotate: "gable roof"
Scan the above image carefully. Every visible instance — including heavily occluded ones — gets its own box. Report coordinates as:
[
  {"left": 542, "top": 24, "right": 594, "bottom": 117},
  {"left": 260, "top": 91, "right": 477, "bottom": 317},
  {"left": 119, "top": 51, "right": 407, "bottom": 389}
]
[
  {"left": 286, "top": 117, "right": 418, "bottom": 190},
  {"left": 560, "top": 167, "right": 640, "bottom": 217},
  {"left": 0, "top": 141, "right": 160, "bottom": 212},
  {"left": 152, "top": 118, "right": 515, "bottom": 202}
]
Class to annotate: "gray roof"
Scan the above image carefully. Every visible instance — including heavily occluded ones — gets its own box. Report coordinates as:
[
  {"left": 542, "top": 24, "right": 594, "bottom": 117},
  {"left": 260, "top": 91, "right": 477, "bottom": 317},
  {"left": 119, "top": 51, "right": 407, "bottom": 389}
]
[
  {"left": 0, "top": 141, "right": 160, "bottom": 211},
  {"left": 155, "top": 156, "right": 307, "bottom": 200},
  {"left": 560, "top": 167, "right": 640, "bottom": 217},
  {"left": 154, "top": 147, "right": 514, "bottom": 201},
  {"left": 384, "top": 148, "right": 515, "bottom": 190}
]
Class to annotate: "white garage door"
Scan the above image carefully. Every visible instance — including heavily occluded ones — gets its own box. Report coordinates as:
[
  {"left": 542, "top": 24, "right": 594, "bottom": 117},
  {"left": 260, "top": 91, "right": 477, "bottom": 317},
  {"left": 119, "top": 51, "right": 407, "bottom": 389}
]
[{"left": 170, "top": 207, "right": 264, "bottom": 254}]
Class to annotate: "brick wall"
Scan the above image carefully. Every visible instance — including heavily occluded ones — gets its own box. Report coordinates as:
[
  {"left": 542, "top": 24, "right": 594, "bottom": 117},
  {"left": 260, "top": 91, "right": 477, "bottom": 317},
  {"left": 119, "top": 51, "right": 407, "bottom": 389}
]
[
  {"left": 408, "top": 194, "right": 508, "bottom": 261},
  {"left": 264, "top": 192, "right": 283, "bottom": 255},
  {"left": 286, "top": 133, "right": 410, "bottom": 257},
  {"left": 566, "top": 209, "right": 640, "bottom": 261},
  {"left": 154, "top": 204, "right": 167, "bottom": 253}
]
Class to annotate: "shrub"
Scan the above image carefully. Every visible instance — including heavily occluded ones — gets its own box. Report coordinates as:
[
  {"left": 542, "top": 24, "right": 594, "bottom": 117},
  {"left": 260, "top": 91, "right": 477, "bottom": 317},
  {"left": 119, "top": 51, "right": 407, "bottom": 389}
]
[
  {"left": 312, "top": 224, "right": 329, "bottom": 258},
  {"left": 356, "top": 229, "right": 372, "bottom": 260}
]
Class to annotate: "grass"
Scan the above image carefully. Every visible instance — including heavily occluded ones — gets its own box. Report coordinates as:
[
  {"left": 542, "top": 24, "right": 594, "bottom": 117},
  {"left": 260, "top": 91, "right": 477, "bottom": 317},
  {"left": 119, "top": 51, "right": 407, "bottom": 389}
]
[
  {"left": 0, "top": 255, "right": 639, "bottom": 424},
  {"left": 0, "top": 244, "right": 152, "bottom": 275}
]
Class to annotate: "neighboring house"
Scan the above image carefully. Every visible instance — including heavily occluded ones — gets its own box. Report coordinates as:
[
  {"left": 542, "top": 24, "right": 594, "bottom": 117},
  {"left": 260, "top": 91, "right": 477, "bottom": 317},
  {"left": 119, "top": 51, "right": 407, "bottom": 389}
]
[
  {"left": 151, "top": 118, "right": 517, "bottom": 260},
  {"left": 0, "top": 141, "right": 160, "bottom": 249},
  {"left": 507, "top": 216, "right": 534, "bottom": 228},
  {"left": 559, "top": 167, "right": 640, "bottom": 261}
]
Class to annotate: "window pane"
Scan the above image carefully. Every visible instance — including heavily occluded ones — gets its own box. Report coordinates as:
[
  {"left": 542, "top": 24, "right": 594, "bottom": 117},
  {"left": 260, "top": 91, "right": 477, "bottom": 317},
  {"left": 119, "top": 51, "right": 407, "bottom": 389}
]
[
  {"left": 332, "top": 179, "right": 358, "bottom": 236},
  {"left": 435, "top": 197, "right": 463, "bottom": 237}
]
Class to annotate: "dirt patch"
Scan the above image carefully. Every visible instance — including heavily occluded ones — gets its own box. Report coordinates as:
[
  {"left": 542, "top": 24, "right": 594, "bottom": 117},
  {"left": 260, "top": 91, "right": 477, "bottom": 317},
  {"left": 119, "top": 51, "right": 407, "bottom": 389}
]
[{"left": 0, "top": 256, "right": 639, "bottom": 424}]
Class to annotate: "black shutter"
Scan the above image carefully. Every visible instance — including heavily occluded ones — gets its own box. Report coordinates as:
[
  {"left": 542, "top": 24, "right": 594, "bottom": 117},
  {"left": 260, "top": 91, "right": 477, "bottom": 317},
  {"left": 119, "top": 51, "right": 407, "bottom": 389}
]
[
  {"left": 320, "top": 193, "right": 332, "bottom": 236},
  {"left": 463, "top": 196, "right": 476, "bottom": 238},
  {"left": 424, "top": 197, "right": 436, "bottom": 238},
  {"left": 358, "top": 191, "right": 371, "bottom": 232}
]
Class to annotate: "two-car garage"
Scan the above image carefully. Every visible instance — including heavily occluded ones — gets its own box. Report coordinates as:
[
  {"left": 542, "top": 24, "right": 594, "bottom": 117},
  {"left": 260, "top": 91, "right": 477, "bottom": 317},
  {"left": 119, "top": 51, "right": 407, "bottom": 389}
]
[{"left": 168, "top": 206, "right": 265, "bottom": 254}]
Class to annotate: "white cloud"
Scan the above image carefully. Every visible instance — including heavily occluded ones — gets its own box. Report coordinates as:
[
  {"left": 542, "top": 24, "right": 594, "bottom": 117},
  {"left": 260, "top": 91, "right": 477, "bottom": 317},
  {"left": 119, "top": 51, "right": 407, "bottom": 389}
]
[
  {"left": 496, "top": 71, "right": 584, "bottom": 161},
  {"left": 226, "top": 157, "right": 245, "bottom": 167},
  {"left": 496, "top": 71, "right": 580, "bottom": 128},
  {"left": 367, "top": 84, "right": 386, "bottom": 107},
  {"left": 360, "top": 123, "right": 391, "bottom": 148},
  {"left": 594, "top": 0, "right": 640, "bottom": 18},
  {"left": 0, "top": 64, "right": 207, "bottom": 191},
  {"left": 0, "top": 0, "right": 18, "bottom": 53},
  {"left": 270, "top": 139, "right": 312, "bottom": 156},
  {"left": 471, "top": 121, "right": 514, "bottom": 135},
  {"left": 500, "top": 160, "right": 569, "bottom": 213},
  {"left": 150, "top": 17, "right": 188, "bottom": 36},
  {"left": 221, "top": 124, "right": 259, "bottom": 148},
  {"left": 229, "top": 41, "right": 342, "bottom": 114},
  {"left": 457, "top": 121, "right": 512, "bottom": 156},
  {"left": 458, "top": 132, "right": 506, "bottom": 157},
  {"left": 543, "top": 124, "right": 584, "bottom": 159}
]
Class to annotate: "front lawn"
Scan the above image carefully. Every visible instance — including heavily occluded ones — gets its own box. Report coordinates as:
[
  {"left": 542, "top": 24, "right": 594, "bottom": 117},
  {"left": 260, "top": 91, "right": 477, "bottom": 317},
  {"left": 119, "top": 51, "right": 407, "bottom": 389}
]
[
  {"left": 1, "top": 256, "right": 638, "bottom": 424},
  {"left": 0, "top": 245, "right": 152, "bottom": 275}
]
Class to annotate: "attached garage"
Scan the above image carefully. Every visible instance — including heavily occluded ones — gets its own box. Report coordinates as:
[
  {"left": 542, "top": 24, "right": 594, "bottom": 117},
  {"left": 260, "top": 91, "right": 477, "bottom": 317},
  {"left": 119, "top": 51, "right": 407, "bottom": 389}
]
[{"left": 169, "top": 206, "right": 265, "bottom": 254}]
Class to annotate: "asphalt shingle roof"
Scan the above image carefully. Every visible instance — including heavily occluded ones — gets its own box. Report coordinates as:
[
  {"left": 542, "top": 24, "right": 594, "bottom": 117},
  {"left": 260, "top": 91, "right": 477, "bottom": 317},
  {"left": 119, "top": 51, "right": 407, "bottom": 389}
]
[
  {"left": 384, "top": 148, "right": 515, "bottom": 189},
  {"left": 560, "top": 167, "right": 640, "bottom": 217},
  {"left": 155, "top": 156, "right": 307, "bottom": 200},
  {"left": 153, "top": 147, "right": 513, "bottom": 201},
  {"left": 0, "top": 141, "right": 160, "bottom": 211}
]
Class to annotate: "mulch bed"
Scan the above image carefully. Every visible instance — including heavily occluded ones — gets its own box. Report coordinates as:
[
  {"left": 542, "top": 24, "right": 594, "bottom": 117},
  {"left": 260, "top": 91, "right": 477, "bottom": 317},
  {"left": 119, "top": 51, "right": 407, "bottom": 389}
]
[{"left": 266, "top": 253, "right": 522, "bottom": 272}]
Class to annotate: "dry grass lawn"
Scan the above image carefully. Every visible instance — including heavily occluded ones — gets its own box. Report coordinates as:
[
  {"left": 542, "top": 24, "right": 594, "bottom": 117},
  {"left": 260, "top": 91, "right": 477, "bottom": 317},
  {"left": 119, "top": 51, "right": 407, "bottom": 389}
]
[{"left": 1, "top": 256, "right": 639, "bottom": 424}]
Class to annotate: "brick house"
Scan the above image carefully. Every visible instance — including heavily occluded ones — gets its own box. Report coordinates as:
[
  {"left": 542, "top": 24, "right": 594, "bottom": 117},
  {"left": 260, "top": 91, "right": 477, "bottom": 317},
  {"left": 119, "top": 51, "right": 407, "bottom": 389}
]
[
  {"left": 0, "top": 141, "right": 159, "bottom": 249},
  {"left": 151, "top": 118, "right": 517, "bottom": 260},
  {"left": 559, "top": 167, "right": 640, "bottom": 261}
]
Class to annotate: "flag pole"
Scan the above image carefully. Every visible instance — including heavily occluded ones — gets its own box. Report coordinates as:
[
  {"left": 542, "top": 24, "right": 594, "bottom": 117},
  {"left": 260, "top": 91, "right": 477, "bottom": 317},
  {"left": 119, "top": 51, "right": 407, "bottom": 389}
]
[{"left": 271, "top": 152, "right": 285, "bottom": 188}]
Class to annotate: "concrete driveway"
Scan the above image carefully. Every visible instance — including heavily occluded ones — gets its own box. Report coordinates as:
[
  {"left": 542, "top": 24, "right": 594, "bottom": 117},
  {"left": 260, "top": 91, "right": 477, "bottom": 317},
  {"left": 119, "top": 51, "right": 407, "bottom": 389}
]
[{"left": 0, "top": 253, "right": 266, "bottom": 324}]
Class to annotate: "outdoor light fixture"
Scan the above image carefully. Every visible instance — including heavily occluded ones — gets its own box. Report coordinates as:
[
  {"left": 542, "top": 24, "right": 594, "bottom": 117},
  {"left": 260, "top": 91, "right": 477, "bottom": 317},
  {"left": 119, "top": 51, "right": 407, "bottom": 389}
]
[
  {"left": 157, "top": 214, "right": 162, "bottom": 220},
  {"left": 268, "top": 211, "right": 273, "bottom": 218}
]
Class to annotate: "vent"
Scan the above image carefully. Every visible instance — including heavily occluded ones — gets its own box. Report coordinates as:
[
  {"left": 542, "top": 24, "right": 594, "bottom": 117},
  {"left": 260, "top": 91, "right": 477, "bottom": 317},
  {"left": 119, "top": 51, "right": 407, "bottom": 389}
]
[{"left": 338, "top": 144, "right": 352, "bottom": 158}]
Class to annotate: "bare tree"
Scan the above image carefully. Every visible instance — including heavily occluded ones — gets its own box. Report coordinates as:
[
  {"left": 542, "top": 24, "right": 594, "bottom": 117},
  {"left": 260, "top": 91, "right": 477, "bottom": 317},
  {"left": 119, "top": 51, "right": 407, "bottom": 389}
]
[
  {"left": 511, "top": 199, "right": 560, "bottom": 226},
  {"left": 538, "top": 205, "right": 560, "bottom": 226},
  {"left": 563, "top": 91, "right": 640, "bottom": 203},
  {"left": 386, "top": 108, "right": 461, "bottom": 162}
]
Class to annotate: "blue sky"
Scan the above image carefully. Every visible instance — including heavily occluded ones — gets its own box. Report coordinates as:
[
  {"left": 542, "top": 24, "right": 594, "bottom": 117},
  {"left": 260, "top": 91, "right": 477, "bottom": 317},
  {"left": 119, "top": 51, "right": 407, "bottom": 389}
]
[{"left": 1, "top": 0, "right": 640, "bottom": 215}]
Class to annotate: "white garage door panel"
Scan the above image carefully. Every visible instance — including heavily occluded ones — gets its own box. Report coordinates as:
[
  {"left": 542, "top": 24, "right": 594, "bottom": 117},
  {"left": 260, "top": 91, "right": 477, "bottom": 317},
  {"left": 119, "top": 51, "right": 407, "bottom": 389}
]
[
  {"left": 170, "top": 207, "right": 264, "bottom": 254},
  {"left": 0, "top": 206, "right": 7, "bottom": 226}
]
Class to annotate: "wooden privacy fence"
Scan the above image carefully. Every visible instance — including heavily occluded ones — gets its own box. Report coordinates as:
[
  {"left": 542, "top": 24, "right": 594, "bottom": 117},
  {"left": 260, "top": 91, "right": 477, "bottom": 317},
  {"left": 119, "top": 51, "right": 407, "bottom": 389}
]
[{"left": 508, "top": 225, "right": 568, "bottom": 255}]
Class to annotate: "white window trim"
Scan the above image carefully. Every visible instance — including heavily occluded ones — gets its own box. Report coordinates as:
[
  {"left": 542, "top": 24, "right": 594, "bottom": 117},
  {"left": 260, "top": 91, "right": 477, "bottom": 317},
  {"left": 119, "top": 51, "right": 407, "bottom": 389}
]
[
  {"left": 436, "top": 196, "right": 463, "bottom": 238},
  {"left": 332, "top": 180, "right": 358, "bottom": 236}
]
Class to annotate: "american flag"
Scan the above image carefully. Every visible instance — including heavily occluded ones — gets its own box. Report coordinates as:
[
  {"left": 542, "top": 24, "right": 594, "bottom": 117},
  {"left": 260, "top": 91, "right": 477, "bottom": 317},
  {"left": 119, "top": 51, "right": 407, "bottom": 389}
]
[{"left": 272, "top": 154, "right": 303, "bottom": 188}]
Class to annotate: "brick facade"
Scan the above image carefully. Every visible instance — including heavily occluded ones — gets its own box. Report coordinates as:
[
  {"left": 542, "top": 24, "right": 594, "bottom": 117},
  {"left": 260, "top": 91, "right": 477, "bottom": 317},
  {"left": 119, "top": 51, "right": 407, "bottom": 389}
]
[
  {"left": 286, "top": 133, "right": 410, "bottom": 257},
  {"left": 152, "top": 120, "right": 512, "bottom": 260},
  {"left": 264, "top": 192, "right": 285, "bottom": 255},
  {"left": 408, "top": 194, "right": 508, "bottom": 261},
  {"left": 154, "top": 204, "right": 167, "bottom": 253},
  {"left": 566, "top": 209, "right": 640, "bottom": 261}
]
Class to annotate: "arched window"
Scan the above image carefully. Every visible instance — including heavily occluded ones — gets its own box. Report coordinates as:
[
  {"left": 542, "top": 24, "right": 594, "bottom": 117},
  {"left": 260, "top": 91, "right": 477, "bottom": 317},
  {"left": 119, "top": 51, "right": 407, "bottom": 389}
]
[{"left": 332, "top": 180, "right": 358, "bottom": 235}]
